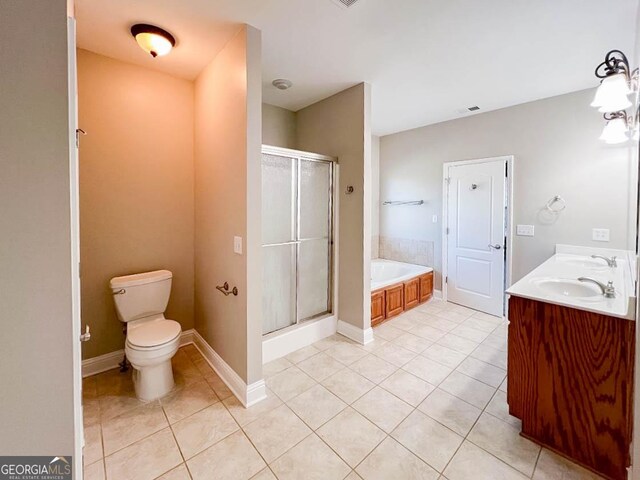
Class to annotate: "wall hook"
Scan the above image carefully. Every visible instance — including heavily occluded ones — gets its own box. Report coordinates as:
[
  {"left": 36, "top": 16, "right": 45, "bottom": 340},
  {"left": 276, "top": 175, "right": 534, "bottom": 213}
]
[{"left": 345, "top": 185, "right": 354, "bottom": 194}]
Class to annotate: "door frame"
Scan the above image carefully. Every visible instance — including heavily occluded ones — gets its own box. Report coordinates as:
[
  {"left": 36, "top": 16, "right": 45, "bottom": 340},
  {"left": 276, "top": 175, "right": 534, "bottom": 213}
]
[
  {"left": 67, "top": 16, "right": 84, "bottom": 478},
  {"left": 441, "top": 155, "right": 514, "bottom": 316},
  {"left": 260, "top": 145, "right": 337, "bottom": 334}
]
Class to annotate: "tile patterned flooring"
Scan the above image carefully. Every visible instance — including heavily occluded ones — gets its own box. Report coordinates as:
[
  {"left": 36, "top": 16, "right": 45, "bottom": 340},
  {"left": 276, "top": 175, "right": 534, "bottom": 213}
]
[{"left": 83, "top": 299, "right": 603, "bottom": 479}]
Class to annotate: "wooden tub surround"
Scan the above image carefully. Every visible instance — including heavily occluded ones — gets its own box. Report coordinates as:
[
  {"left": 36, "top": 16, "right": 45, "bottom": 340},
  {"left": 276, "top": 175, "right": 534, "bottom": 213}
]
[
  {"left": 371, "top": 271, "right": 433, "bottom": 326},
  {"left": 508, "top": 295, "right": 635, "bottom": 480}
]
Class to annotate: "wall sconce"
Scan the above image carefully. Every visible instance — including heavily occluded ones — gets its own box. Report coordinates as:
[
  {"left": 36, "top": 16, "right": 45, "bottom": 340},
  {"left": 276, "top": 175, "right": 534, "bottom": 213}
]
[
  {"left": 600, "top": 111, "right": 631, "bottom": 144},
  {"left": 599, "top": 109, "right": 640, "bottom": 145},
  {"left": 591, "top": 50, "right": 636, "bottom": 112},
  {"left": 131, "top": 24, "right": 176, "bottom": 58}
]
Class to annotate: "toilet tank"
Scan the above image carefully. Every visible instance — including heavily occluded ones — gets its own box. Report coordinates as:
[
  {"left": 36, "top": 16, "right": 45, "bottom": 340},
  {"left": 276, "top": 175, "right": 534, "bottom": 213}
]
[{"left": 110, "top": 270, "right": 172, "bottom": 322}]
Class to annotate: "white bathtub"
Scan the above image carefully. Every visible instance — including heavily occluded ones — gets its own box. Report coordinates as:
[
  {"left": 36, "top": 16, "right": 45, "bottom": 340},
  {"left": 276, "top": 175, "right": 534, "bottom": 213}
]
[{"left": 371, "top": 259, "right": 433, "bottom": 291}]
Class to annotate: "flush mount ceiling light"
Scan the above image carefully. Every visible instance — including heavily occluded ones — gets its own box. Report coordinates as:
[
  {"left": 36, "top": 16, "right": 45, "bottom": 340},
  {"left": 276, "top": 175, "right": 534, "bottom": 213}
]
[
  {"left": 599, "top": 111, "right": 631, "bottom": 145},
  {"left": 591, "top": 50, "right": 636, "bottom": 112},
  {"left": 272, "top": 79, "right": 293, "bottom": 90},
  {"left": 131, "top": 24, "right": 176, "bottom": 58}
]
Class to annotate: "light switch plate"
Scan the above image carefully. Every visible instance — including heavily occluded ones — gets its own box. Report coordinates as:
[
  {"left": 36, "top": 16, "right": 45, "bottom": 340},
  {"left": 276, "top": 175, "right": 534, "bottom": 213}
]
[
  {"left": 592, "top": 228, "right": 610, "bottom": 242},
  {"left": 516, "top": 224, "right": 534, "bottom": 237},
  {"left": 432, "top": 215, "right": 438, "bottom": 223},
  {"left": 233, "top": 236, "right": 243, "bottom": 254}
]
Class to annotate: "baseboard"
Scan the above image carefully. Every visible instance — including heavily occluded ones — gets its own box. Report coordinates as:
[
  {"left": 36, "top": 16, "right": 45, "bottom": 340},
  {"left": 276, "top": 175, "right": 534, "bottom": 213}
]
[
  {"left": 262, "top": 314, "right": 337, "bottom": 364},
  {"left": 192, "top": 330, "right": 266, "bottom": 407},
  {"left": 81, "top": 329, "right": 196, "bottom": 378},
  {"left": 434, "top": 289, "right": 443, "bottom": 299},
  {"left": 337, "top": 320, "right": 374, "bottom": 345}
]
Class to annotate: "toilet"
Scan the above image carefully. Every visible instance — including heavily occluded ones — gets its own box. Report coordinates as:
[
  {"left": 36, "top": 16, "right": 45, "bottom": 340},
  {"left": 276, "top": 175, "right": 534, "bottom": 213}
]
[{"left": 109, "top": 270, "right": 182, "bottom": 401}]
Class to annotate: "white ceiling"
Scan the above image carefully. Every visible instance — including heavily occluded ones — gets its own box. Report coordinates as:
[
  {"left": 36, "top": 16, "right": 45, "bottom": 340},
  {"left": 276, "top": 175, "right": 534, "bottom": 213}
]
[{"left": 76, "top": 0, "right": 639, "bottom": 136}]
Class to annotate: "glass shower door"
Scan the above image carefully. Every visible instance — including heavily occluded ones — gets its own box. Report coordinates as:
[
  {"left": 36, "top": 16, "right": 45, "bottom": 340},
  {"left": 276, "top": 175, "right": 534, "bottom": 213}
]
[
  {"left": 261, "top": 150, "right": 334, "bottom": 335},
  {"left": 298, "top": 159, "right": 332, "bottom": 320},
  {"left": 262, "top": 154, "right": 297, "bottom": 335}
]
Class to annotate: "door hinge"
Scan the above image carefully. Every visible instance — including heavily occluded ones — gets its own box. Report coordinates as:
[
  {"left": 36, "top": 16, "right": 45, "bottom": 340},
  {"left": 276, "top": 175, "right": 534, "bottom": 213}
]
[
  {"left": 446, "top": 227, "right": 449, "bottom": 235},
  {"left": 445, "top": 276, "right": 448, "bottom": 284},
  {"left": 445, "top": 177, "right": 451, "bottom": 185},
  {"left": 75, "top": 128, "right": 86, "bottom": 148}
]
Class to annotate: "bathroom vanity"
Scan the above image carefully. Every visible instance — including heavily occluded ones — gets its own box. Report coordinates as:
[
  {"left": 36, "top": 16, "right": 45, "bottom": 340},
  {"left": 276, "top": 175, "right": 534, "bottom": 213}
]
[{"left": 506, "top": 246, "right": 636, "bottom": 480}]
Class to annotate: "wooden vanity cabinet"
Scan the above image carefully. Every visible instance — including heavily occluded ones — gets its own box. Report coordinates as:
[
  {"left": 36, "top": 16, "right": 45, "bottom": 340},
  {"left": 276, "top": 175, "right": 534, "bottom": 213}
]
[
  {"left": 404, "top": 278, "right": 420, "bottom": 309},
  {"left": 419, "top": 272, "right": 434, "bottom": 303},
  {"left": 385, "top": 284, "right": 404, "bottom": 319},
  {"left": 508, "top": 295, "right": 635, "bottom": 480},
  {"left": 371, "top": 289, "right": 386, "bottom": 326}
]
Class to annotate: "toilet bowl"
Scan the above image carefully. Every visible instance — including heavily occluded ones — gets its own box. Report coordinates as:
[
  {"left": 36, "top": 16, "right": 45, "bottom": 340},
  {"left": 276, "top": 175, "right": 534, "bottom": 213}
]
[{"left": 110, "top": 270, "right": 182, "bottom": 401}]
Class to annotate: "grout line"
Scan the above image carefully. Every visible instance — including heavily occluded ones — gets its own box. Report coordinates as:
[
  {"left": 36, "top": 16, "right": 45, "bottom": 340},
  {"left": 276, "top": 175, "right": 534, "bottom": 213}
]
[{"left": 530, "top": 447, "right": 543, "bottom": 479}]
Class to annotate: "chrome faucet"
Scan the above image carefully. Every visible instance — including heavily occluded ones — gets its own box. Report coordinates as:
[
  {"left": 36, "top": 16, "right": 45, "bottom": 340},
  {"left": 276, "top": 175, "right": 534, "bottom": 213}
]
[
  {"left": 578, "top": 277, "right": 616, "bottom": 298},
  {"left": 591, "top": 254, "right": 617, "bottom": 268}
]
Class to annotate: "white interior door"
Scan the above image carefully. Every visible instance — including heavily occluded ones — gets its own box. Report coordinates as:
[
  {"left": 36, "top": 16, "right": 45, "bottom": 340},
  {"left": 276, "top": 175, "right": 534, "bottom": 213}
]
[{"left": 445, "top": 159, "right": 506, "bottom": 316}]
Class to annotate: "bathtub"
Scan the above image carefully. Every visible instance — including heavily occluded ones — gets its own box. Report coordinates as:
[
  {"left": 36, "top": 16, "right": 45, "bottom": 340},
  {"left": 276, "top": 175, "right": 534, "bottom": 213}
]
[{"left": 371, "top": 259, "right": 433, "bottom": 291}]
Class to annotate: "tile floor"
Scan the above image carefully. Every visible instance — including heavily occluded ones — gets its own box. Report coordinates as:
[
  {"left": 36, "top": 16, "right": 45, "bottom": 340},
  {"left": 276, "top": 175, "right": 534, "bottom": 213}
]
[{"left": 83, "top": 298, "right": 603, "bottom": 479}]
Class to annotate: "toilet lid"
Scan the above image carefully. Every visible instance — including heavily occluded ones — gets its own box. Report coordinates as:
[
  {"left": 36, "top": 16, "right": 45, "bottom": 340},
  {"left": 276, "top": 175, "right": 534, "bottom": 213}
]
[{"left": 127, "top": 319, "right": 181, "bottom": 348}]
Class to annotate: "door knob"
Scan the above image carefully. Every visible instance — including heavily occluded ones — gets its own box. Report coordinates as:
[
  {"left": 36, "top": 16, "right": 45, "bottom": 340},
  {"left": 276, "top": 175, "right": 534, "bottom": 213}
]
[{"left": 488, "top": 244, "right": 502, "bottom": 250}]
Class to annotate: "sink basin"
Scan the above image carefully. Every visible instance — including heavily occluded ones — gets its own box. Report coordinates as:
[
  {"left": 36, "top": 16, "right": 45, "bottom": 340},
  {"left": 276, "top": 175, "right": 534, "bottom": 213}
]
[
  {"left": 531, "top": 278, "right": 603, "bottom": 299},
  {"left": 555, "top": 254, "right": 610, "bottom": 271}
]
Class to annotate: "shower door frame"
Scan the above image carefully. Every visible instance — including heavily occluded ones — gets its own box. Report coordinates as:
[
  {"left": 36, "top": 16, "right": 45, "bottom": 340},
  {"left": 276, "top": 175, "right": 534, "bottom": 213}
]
[{"left": 262, "top": 145, "right": 337, "bottom": 334}]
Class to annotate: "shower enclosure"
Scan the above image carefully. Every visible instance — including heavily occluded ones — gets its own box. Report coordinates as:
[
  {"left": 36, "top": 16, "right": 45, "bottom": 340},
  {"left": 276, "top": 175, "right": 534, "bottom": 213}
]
[{"left": 261, "top": 145, "right": 335, "bottom": 335}]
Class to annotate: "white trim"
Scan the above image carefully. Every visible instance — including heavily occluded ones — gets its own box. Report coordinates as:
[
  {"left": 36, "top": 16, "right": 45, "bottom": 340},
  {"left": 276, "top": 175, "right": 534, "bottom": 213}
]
[
  {"left": 433, "top": 289, "right": 443, "bottom": 299},
  {"left": 337, "top": 320, "right": 374, "bottom": 345},
  {"left": 82, "top": 329, "right": 196, "bottom": 378},
  {"left": 442, "top": 155, "right": 514, "bottom": 316},
  {"left": 262, "top": 144, "right": 337, "bottom": 163},
  {"left": 192, "top": 330, "right": 266, "bottom": 407},
  {"left": 67, "top": 17, "right": 83, "bottom": 480},
  {"left": 262, "top": 315, "right": 336, "bottom": 364}
]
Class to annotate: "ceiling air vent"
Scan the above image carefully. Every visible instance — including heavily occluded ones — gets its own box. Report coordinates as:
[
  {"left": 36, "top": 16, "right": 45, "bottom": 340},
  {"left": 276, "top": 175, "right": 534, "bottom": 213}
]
[
  {"left": 331, "top": 0, "right": 361, "bottom": 9},
  {"left": 467, "top": 106, "right": 480, "bottom": 111}
]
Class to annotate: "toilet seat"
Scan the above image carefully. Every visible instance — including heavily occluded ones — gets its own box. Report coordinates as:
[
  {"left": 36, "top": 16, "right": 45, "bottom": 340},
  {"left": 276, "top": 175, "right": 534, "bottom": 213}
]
[{"left": 127, "top": 319, "right": 181, "bottom": 349}]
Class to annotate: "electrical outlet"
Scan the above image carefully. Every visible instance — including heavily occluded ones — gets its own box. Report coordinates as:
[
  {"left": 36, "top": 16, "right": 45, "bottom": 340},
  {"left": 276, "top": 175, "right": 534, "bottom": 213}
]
[
  {"left": 516, "top": 224, "right": 534, "bottom": 237},
  {"left": 233, "top": 236, "right": 243, "bottom": 254},
  {"left": 592, "top": 228, "right": 610, "bottom": 242}
]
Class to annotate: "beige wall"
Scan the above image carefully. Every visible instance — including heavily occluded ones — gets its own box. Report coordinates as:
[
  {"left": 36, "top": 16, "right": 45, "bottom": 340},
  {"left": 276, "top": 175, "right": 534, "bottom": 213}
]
[
  {"left": 263, "top": 103, "right": 297, "bottom": 149},
  {"left": 380, "top": 88, "right": 635, "bottom": 289},
  {"left": 78, "top": 49, "right": 195, "bottom": 359},
  {"left": 0, "top": 0, "right": 75, "bottom": 455},
  {"left": 194, "top": 25, "right": 263, "bottom": 384},
  {"left": 297, "top": 83, "right": 372, "bottom": 331}
]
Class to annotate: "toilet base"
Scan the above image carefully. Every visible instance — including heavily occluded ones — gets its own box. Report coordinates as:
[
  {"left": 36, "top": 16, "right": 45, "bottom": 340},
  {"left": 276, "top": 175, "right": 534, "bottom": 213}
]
[{"left": 132, "top": 360, "right": 175, "bottom": 401}]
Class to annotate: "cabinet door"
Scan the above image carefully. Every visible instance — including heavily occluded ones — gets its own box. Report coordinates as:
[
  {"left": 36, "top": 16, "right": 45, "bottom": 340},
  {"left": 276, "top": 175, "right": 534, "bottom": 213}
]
[
  {"left": 419, "top": 272, "right": 434, "bottom": 303},
  {"left": 385, "top": 284, "right": 404, "bottom": 318},
  {"left": 371, "top": 289, "right": 386, "bottom": 326},
  {"left": 404, "top": 278, "right": 419, "bottom": 310}
]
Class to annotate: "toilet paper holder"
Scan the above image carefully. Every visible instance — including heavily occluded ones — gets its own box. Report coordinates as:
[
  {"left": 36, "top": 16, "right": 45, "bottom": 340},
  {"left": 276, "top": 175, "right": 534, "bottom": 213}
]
[{"left": 216, "top": 282, "right": 238, "bottom": 296}]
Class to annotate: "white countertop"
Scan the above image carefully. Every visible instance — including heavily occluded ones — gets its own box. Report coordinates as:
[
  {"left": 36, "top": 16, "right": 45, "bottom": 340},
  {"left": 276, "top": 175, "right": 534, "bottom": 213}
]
[{"left": 506, "top": 245, "right": 637, "bottom": 320}]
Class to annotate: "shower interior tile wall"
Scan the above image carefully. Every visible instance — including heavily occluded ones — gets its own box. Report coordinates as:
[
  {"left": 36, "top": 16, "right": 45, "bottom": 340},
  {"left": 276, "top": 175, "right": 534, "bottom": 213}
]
[
  {"left": 379, "top": 236, "right": 434, "bottom": 267},
  {"left": 371, "top": 236, "right": 379, "bottom": 259}
]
